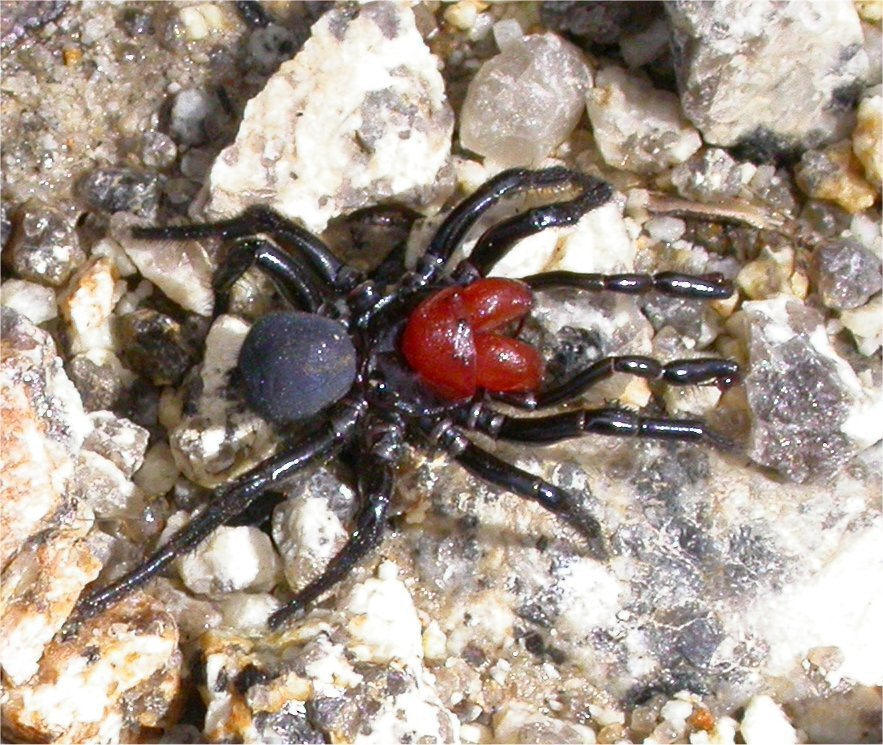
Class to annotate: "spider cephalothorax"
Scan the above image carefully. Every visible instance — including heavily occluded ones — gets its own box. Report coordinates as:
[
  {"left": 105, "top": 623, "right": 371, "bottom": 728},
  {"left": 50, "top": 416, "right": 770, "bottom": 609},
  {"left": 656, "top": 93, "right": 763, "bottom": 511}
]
[{"left": 70, "top": 167, "right": 740, "bottom": 631}]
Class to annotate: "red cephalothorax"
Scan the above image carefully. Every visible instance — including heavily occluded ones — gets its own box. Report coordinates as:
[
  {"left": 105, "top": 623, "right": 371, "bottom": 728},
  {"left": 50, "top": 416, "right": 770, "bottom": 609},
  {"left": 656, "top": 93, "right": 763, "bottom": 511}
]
[{"left": 400, "top": 278, "right": 543, "bottom": 399}]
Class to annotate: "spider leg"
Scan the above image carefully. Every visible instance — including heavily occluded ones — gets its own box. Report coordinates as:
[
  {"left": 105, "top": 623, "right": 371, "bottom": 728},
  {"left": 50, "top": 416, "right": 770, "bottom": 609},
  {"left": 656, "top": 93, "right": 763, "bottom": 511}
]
[
  {"left": 522, "top": 270, "right": 734, "bottom": 300},
  {"left": 131, "top": 205, "right": 361, "bottom": 291},
  {"left": 428, "top": 167, "right": 611, "bottom": 275},
  {"left": 499, "top": 355, "right": 740, "bottom": 410},
  {"left": 66, "top": 398, "right": 364, "bottom": 626},
  {"left": 214, "top": 237, "right": 328, "bottom": 314},
  {"left": 460, "top": 402, "right": 734, "bottom": 451},
  {"left": 448, "top": 168, "right": 613, "bottom": 279},
  {"left": 267, "top": 452, "right": 393, "bottom": 630},
  {"left": 418, "top": 419, "right": 607, "bottom": 557}
]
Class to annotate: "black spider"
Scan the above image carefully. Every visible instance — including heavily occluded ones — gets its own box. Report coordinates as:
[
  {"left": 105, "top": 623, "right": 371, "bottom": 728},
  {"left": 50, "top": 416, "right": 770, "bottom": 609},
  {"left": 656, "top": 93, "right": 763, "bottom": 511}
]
[{"left": 70, "top": 167, "right": 739, "bottom": 631}]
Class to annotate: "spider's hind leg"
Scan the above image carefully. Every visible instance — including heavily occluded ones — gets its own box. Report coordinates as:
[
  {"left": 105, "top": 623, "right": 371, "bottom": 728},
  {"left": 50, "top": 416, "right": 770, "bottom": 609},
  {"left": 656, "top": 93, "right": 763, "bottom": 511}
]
[
  {"left": 267, "top": 452, "right": 394, "bottom": 630},
  {"left": 420, "top": 419, "right": 608, "bottom": 558}
]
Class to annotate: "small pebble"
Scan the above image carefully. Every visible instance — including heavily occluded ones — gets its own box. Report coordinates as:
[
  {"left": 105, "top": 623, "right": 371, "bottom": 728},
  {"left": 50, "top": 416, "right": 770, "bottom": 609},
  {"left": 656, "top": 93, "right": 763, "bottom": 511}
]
[
  {"left": 795, "top": 140, "right": 877, "bottom": 214},
  {"left": 169, "top": 88, "right": 217, "bottom": 146},
  {"left": 140, "top": 131, "right": 177, "bottom": 169},
  {"left": 117, "top": 308, "right": 198, "bottom": 386},
  {"left": 0, "top": 279, "right": 57, "bottom": 324},
  {"left": 77, "top": 167, "right": 161, "bottom": 218},
  {"left": 6, "top": 201, "right": 85, "bottom": 287}
]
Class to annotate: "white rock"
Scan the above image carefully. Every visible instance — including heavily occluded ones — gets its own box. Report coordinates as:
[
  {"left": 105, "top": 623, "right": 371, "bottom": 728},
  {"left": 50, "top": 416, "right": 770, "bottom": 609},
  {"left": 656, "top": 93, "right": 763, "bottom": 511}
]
[
  {"left": 207, "top": 2, "right": 454, "bottom": 233},
  {"left": 840, "top": 296, "right": 883, "bottom": 355},
  {"left": 132, "top": 442, "right": 180, "bottom": 497},
  {"left": 586, "top": 65, "right": 702, "bottom": 174},
  {"left": 666, "top": 0, "right": 869, "bottom": 150},
  {"left": 83, "top": 411, "right": 149, "bottom": 478},
  {"left": 460, "top": 33, "right": 591, "bottom": 167},
  {"left": 445, "top": 590, "right": 515, "bottom": 655},
  {"left": 344, "top": 561, "right": 423, "bottom": 664},
  {"left": 217, "top": 592, "right": 282, "bottom": 632},
  {"left": 112, "top": 214, "right": 214, "bottom": 317},
  {"left": 178, "top": 525, "right": 281, "bottom": 596},
  {"left": 169, "top": 314, "right": 277, "bottom": 487},
  {"left": 740, "top": 695, "right": 797, "bottom": 744},
  {"left": 478, "top": 198, "right": 635, "bottom": 278},
  {"left": 272, "top": 492, "right": 349, "bottom": 594},
  {"left": 58, "top": 256, "right": 118, "bottom": 354},
  {"left": 493, "top": 701, "right": 597, "bottom": 744},
  {"left": 0, "top": 279, "right": 57, "bottom": 324}
]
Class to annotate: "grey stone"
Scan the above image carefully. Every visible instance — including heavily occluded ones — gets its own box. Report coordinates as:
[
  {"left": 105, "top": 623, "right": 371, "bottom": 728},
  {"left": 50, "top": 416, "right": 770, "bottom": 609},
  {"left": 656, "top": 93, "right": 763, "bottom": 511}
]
[
  {"left": 77, "top": 167, "right": 161, "bottom": 219},
  {"left": 1, "top": 201, "right": 12, "bottom": 249},
  {"left": 66, "top": 350, "right": 133, "bottom": 412},
  {"left": 539, "top": 1, "right": 658, "bottom": 47},
  {"left": 666, "top": 0, "right": 869, "bottom": 152},
  {"left": 169, "top": 88, "right": 219, "bottom": 146},
  {"left": 246, "top": 23, "right": 305, "bottom": 74},
  {"left": 814, "top": 238, "right": 882, "bottom": 311},
  {"left": 736, "top": 298, "right": 879, "bottom": 481},
  {"left": 6, "top": 201, "right": 86, "bottom": 287},
  {"left": 670, "top": 148, "right": 749, "bottom": 203}
]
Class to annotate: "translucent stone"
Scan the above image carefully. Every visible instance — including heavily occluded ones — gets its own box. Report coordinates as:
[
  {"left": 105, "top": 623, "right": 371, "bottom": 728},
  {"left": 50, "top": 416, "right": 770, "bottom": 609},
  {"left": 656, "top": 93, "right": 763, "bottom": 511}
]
[{"left": 460, "top": 33, "right": 591, "bottom": 167}]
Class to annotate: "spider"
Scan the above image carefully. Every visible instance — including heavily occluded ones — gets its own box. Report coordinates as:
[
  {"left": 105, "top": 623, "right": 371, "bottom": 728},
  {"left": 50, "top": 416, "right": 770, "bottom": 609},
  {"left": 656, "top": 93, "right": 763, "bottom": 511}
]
[{"left": 70, "top": 167, "right": 740, "bottom": 632}]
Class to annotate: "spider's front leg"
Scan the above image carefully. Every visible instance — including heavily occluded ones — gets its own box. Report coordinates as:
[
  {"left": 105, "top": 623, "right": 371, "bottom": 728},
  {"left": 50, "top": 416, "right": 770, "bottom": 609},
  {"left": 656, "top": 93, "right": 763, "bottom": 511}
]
[
  {"left": 267, "top": 446, "right": 395, "bottom": 630},
  {"left": 461, "top": 401, "right": 735, "bottom": 452},
  {"left": 131, "top": 204, "right": 362, "bottom": 291}
]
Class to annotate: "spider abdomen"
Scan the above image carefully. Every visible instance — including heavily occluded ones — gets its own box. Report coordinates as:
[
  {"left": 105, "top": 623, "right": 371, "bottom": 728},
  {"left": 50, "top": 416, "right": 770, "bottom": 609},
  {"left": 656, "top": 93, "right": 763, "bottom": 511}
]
[
  {"left": 238, "top": 312, "right": 357, "bottom": 423},
  {"left": 401, "top": 278, "right": 542, "bottom": 399}
]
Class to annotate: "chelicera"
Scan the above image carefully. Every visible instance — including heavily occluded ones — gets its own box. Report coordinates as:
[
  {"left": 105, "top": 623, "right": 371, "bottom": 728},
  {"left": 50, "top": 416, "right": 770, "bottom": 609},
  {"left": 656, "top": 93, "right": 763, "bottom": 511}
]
[{"left": 70, "top": 167, "right": 739, "bottom": 631}]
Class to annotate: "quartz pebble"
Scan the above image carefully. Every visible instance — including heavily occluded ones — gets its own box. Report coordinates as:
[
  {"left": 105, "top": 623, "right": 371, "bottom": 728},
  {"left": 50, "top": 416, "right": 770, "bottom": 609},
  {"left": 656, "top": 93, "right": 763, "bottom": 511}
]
[
  {"left": 666, "top": 0, "right": 869, "bottom": 152},
  {"left": 6, "top": 201, "right": 85, "bottom": 287},
  {"left": 272, "top": 470, "right": 353, "bottom": 594},
  {"left": 670, "top": 148, "right": 750, "bottom": 203},
  {"left": 169, "top": 88, "right": 219, "bottom": 146},
  {"left": 66, "top": 349, "right": 135, "bottom": 412},
  {"left": 586, "top": 66, "right": 701, "bottom": 174},
  {"left": 113, "top": 213, "right": 214, "bottom": 316},
  {"left": 740, "top": 695, "right": 797, "bottom": 744},
  {"left": 460, "top": 32, "right": 590, "bottom": 167},
  {"left": 140, "top": 130, "right": 177, "bottom": 169},
  {"left": 207, "top": 2, "right": 454, "bottom": 233},
  {"left": 59, "top": 256, "right": 119, "bottom": 354},
  {"left": 0, "top": 279, "right": 57, "bottom": 324},
  {"left": 840, "top": 296, "right": 883, "bottom": 355}
]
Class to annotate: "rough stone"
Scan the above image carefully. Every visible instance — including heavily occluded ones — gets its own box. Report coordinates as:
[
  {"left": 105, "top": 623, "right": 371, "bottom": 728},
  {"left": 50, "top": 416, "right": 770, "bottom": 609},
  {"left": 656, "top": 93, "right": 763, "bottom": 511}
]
[
  {"left": 0, "top": 309, "right": 90, "bottom": 568},
  {"left": 795, "top": 140, "right": 877, "bottom": 213},
  {"left": 1, "top": 594, "right": 180, "bottom": 743},
  {"left": 5, "top": 200, "right": 86, "bottom": 287},
  {"left": 66, "top": 349, "right": 135, "bottom": 412},
  {"left": 740, "top": 694, "right": 798, "bottom": 743},
  {"left": 666, "top": 0, "right": 869, "bottom": 152},
  {"left": 178, "top": 524, "right": 281, "bottom": 596},
  {"left": 117, "top": 308, "right": 199, "bottom": 386},
  {"left": 853, "top": 87, "right": 882, "bottom": 187},
  {"left": 69, "top": 449, "right": 146, "bottom": 523},
  {"left": 0, "top": 278, "right": 57, "bottom": 324},
  {"left": 0, "top": 500, "right": 99, "bottom": 685},
  {"left": 58, "top": 256, "right": 119, "bottom": 355},
  {"left": 670, "top": 148, "right": 752, "bottom": 203},
  {"left": 586, "top": 66, "right": 701, "bottom": 174},
  {"left": 169, "top": 314, "right": 278, "bottom": 488},
  {"left": 272, "top": 468, "right": 354, "bottom": 594},
  {"left": 840, "top": 296, "right": 883, "bottom": 355},
  {"left": 813, "top": 237, "right": 882, "bottom": 310},
  {"left": 83, "top": 411, "right": 150, "bottom": 478},
  {"left": 207, "top": 2, "right": 454, "bottom": 233},
  {"left": 77, "top": 166, "right": 161, "bottom": 219},
  {"left": 730, "top": 296, "right": 883, "bottom": 481},
  {"left": 460, "top": 32, "right": 591, "bottom": 167},
  {"left": 112, "top": 213, "right": 215, "bottom": 316},
  {"left": 140, "top": 130, "right": 177, "bottom": 169},
  {"left": 169, "top": 88, "right": 220, "bottom": 146}
]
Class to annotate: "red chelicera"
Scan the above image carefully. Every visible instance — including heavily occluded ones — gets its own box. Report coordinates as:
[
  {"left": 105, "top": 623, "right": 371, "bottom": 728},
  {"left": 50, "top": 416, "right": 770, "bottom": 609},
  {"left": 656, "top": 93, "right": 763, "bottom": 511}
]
[{"left": 400, "top": 278, "right": 543, "bottom": 399}]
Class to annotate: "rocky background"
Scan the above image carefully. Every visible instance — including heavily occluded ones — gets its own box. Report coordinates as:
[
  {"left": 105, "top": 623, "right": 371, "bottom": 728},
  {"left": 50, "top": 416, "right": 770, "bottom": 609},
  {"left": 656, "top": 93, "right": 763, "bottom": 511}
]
[{"left": 1, "top": 1, "right": 881, "bottom": 743}]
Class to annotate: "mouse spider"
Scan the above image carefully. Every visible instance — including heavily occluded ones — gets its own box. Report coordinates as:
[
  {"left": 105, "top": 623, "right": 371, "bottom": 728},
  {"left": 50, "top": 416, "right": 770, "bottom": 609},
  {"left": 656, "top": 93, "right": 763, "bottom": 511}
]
[{"left": 70, "top": 167, "right": 739, "bottom": 631}]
